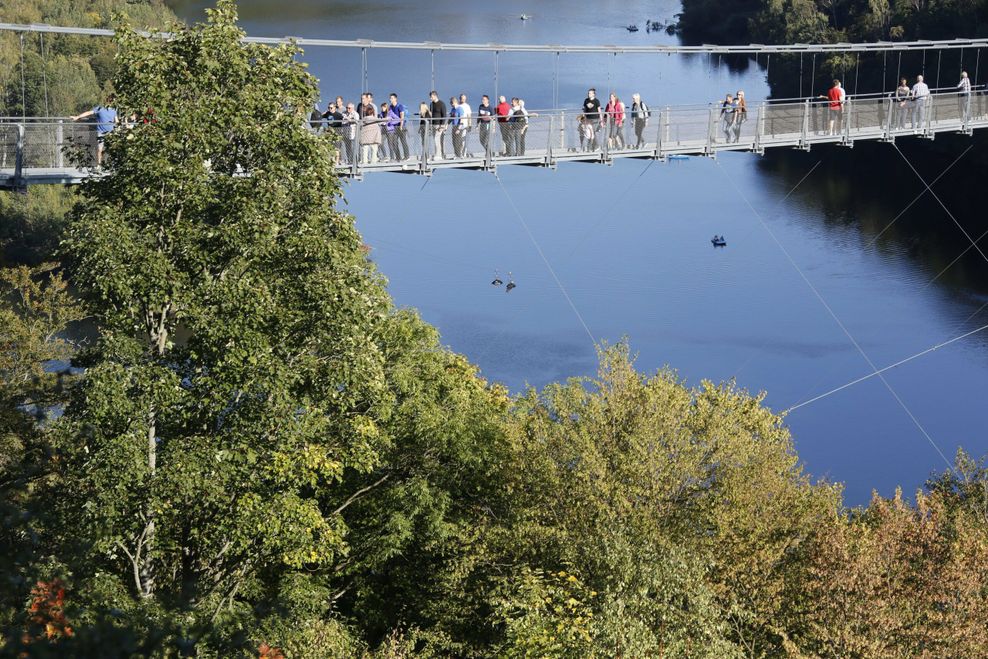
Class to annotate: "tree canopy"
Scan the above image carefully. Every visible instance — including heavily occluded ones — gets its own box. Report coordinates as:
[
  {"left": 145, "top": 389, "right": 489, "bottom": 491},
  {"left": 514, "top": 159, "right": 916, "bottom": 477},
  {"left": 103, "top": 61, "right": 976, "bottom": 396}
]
[{"left": 1, "top": 2, "right": 988, "bottom": 657}]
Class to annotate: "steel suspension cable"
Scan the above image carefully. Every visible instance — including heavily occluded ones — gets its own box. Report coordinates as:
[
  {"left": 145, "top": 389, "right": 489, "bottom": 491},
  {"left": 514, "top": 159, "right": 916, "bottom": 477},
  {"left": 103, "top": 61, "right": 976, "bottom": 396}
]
[
  {"left": 975, "top": 48, "right": 981, "bottom": 86},
  {"left": 785, "top": 323, "right": 988, "bottom": 413},
  {"left": 607, "top": 52, "right": 614, "bottom": 95},
  {"left": 39, "top": 32, "right": 50, "bottom": 118},
  {"left": 896, "top": 51, "right": 902, "bottom": 85},
  {"left": 936, "top": 48, "right": 942, "bottom": 88},
  {"left": 493, "top": 50, "right": 498, "bottom": 103},
  {"left": 811, "top": 53, "right": 817, "bottom": 95},
  {"left": 853, "top": 53, "right": 860, "bottom": 95},
  {"left": 800, "top": 52, "right": 804, "bottom": 98},
  {"left": 714, "top": 158, "right": 954, "bottom": 472},
  {"left": 893, "top": 143, "right": 988, "bottom": 267},
  {"left": 19, "top": 32, "right": 26, "bottom": 119},
  {"left": 553, "top": 51, "right": 559, "bottom": 109},
  {"left": 494, "top": 172, "right": 597, "bottom": 348},
  {"left": 361, "top": 47, "right": 368, "bottom": 93},
  {"left": 430, "top": 49, "right": 435, "bottom": 91},
  {"left": 882, "top": 50, "right": 887, "bottom": 92}
]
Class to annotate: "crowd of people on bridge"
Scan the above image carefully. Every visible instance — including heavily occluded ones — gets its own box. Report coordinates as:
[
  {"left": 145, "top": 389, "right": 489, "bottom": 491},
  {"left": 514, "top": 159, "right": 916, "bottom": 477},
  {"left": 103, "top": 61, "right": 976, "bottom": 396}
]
[
  {"left": 818, "top": 71, "right": 974, "bottom": 136},
  {"left": 307, "top": 87, "right": 659, "bottom": 165},
  {"left": 309, "top": 91, "right": 537, "bottom": 165},
  {"left": 68, "top": 71, "right": 981, "bottom": 169}
]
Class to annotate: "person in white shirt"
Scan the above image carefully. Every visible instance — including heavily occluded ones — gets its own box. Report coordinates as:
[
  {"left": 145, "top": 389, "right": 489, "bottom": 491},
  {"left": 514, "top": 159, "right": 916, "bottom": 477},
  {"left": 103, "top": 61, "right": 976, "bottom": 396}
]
[
  {"left": 957, "top": 71, "right": 972, "bottom": 122},
  {"left": 458, "top": 93, "right": 473, "bottom": 155},
  {"left": 911, "top": 74, "right": 931, "bottom": 130}
]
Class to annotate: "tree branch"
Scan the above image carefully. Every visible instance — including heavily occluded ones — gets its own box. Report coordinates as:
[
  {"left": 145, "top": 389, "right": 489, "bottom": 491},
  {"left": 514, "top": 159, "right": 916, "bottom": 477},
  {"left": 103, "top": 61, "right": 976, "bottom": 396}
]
[
  {"left": 116, "top": 539, "right": 143, "bottom": 597},
  {"left": 333, "top": 473, "right": 390, "bottom": 516}
]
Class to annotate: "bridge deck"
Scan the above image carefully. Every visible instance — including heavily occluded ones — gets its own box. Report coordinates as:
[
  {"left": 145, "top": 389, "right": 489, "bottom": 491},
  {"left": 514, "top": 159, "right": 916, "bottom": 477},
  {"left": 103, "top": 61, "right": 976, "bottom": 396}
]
[{"left": 2, "top": 91, "right": 984, "bottom": 189}]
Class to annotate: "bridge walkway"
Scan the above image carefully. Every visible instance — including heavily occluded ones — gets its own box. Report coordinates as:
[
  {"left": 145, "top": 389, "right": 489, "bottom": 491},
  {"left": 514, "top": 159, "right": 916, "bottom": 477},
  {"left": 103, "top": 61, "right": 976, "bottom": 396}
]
[{"left": 2, "top": 90, "right": 984, "bottom": 189}]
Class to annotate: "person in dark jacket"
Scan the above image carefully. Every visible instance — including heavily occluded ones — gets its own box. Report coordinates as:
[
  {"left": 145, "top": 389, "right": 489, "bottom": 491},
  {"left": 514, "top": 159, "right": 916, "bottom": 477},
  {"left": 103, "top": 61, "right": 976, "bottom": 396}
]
[
  {"left": 477, "top": 94, "right": 493, "bottom": 153},
  {"left": 429, "top": 90, "right": 448, "bottom": 159},
  {"left": 583, "top": 88, "right": 602, "bottom": 149},
  {"left": 417, "top": 101, "right": 432, "bottom": 155}
]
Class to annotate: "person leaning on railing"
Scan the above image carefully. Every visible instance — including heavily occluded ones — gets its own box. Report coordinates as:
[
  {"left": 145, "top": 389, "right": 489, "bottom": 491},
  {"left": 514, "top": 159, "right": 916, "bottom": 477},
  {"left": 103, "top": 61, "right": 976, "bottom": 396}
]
[{"left": 70, "top": 93, "right": 118, "bottom": 167}]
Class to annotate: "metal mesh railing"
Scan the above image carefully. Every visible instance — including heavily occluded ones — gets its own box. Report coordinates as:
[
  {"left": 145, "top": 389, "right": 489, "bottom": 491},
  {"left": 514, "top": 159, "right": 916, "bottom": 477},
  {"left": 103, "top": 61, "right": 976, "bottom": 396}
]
[
  {"left": 4, "top": 90, "right": 988, "bottom": 185},
  {"left": 0, "top": 119, "right": 98, "bottom": 175}
]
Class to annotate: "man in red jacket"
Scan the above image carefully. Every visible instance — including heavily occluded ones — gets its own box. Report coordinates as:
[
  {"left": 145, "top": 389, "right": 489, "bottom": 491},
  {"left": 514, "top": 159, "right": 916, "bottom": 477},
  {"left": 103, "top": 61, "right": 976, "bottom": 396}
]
[{"left": 496, "top": 95, "right": 511, "bottom": 155}]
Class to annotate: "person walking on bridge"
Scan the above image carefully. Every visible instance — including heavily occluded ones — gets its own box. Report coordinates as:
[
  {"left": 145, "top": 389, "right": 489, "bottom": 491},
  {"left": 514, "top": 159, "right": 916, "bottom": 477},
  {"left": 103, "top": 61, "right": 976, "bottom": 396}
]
[
  {"left": 496, "top": 95, "right": 511, "bottom": 154},
  {"left": 606, "top": 93, "right": 626, "bottom": 149},
  {"left": 583, "top": 88, "right": 602, "bottom": 149},
  {"left": 719, "top": 93, "right": 736, "bottom": 142},
  {"left": 630, "top": 93, "right": 650, "bottom": 149},
  {"left": 956, "top": 71, "right": 971, "bottom": 123},
  {"left": 732, "top": 90, "right": 747, "bottom": 142},
  {"left": 910, "top": 74, "right": 930, "bottom": 132}
]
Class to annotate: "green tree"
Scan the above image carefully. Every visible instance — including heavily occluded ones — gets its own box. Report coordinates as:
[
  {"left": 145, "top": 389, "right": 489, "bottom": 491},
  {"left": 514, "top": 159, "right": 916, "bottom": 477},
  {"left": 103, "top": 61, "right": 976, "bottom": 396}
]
[
  {"left": 467, "top": 344, "right": 839, "bottom": 657},
  {"left": 0, "top": 264, "right": 82, "bottom": 640},
  {"left": 20, "top": 2, "right": 396, "bottom": 652}
]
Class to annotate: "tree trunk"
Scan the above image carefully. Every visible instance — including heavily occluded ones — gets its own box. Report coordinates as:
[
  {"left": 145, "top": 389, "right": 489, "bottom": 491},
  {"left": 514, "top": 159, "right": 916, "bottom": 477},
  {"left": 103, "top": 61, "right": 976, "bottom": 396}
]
[{"left": 138, "top": 303, "right": 170, "bottom": 599}]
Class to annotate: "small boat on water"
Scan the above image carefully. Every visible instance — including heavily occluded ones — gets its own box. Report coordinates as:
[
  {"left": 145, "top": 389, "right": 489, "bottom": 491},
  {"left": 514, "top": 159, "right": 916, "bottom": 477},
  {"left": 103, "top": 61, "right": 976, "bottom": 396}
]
[
  {"left": 626, "top": 24, "right": 639, "bottom": 32},
  {"left": 519, "top": 14, "right": 531, "bottom": 20},
  {"left": 711, "top": 235, "right": 727, "bottom": 247}
]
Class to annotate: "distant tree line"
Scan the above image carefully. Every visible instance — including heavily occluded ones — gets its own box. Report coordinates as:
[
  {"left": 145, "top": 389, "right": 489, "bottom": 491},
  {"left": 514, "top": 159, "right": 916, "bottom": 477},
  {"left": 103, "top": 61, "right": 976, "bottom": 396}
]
[{"left": 2, "top": 2, "right": 988, "bottom": 656}]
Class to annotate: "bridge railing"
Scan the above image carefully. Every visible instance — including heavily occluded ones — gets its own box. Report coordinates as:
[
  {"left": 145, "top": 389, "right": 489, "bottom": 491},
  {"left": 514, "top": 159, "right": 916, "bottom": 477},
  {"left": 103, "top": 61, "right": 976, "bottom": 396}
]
[
  {"left": 0, "top": 119, "right": 98, "bottom": 178},
  {"left": 5, "top": 91, "right": 988, "bottom": 186}
]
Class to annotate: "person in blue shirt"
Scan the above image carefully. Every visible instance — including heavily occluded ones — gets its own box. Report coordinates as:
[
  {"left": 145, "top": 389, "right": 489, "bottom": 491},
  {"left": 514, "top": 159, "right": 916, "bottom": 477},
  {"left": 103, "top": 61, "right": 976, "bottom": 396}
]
[
  {"left": 71, "top": 93, "right": 118, "bottom": 166},
  {"left": 388, "top": 93, "right": 409, "bottom": 160}
]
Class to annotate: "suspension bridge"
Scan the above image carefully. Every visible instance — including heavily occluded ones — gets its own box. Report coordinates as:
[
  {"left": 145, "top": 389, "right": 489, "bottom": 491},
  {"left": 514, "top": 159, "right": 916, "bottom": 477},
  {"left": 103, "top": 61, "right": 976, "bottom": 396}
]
[{"left": 2, "top": 22, "right": 988, "bottom": 189}]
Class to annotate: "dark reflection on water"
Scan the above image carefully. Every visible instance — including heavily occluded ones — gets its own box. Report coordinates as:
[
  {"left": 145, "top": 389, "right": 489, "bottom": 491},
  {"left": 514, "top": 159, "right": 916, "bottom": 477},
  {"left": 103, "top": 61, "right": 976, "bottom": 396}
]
[{"left": 169, "top": 1, "right": 988, "bottom": 506}]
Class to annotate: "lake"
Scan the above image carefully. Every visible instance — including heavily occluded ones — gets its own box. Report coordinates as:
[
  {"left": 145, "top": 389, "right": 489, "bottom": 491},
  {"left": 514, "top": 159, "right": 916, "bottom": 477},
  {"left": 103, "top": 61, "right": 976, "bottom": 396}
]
[{"left": 175, "top": 0, "right": 988, "bottom": 505}]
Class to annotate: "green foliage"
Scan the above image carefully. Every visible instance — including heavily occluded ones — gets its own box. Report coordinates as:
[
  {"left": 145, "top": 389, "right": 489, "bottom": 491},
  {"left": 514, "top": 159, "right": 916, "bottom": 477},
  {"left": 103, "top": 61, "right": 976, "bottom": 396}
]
[
  {"left": 2, "top": 3, "right": 988, "bottom": 657},
  {"left": 0, "top": 188, "right": 75, "bottom": 266},
  {"left": 682, "top": 0, "right": 988, "bottom": 45},
  {"left": 494, "top": 568, "right": 596, "bottom": 657},
  {"left": 474, "top": 344, "right": 839, "bottom": 656},
  {"left": 0, "top": 263, "right": 83, "bottom": 640}
]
